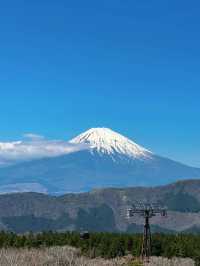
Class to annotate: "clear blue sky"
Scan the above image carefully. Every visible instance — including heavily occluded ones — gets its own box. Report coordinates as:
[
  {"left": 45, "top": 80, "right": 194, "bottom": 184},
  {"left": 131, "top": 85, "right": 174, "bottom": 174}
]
[{"left": 0, "top": 0, "right": 200, "bottom": 167}]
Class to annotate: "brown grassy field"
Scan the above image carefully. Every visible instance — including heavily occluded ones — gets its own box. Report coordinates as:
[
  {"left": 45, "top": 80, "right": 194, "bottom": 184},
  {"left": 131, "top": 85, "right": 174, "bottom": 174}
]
[{"left": 0, "top": 246, "right": 195, "bottom": 266}]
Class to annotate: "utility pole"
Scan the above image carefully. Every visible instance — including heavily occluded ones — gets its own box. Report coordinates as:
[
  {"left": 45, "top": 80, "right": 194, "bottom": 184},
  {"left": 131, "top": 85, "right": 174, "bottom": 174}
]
[{"left": 127, "top": 203, "right": 167, "bottom": 263}]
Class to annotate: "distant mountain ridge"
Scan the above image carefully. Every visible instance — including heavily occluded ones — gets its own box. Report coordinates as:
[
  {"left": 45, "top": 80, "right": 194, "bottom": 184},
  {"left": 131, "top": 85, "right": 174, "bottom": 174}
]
[
  {"left": 0, "top": 179, "right": 200, "bottom": 233},
  {"left": 0, "top": 128, "right": 199, "bottom": 194}
]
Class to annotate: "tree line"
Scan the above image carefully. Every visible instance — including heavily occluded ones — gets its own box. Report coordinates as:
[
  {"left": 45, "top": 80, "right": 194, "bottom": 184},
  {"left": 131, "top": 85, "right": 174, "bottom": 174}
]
[{"left": 0, "top": 231, "right": 199, "bottom": 264}]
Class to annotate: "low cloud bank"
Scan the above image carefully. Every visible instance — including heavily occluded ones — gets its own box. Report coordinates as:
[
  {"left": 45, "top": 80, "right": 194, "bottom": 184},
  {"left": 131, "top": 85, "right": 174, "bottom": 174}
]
[{"left": 0, "top": 133, "right": 88, "bottom": 165}]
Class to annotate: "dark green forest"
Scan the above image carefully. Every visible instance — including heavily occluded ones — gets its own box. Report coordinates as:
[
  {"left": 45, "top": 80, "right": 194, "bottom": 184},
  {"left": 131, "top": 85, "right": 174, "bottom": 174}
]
[{"left": 0, "top": 231, "right": 199, "bottom": 264}]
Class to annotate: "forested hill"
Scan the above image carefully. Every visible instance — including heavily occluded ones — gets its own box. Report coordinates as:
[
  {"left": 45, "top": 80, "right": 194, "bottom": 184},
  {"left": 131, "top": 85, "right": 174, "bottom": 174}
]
[{"left": 0, "top": 179, "right": 200, "bottom": 233}]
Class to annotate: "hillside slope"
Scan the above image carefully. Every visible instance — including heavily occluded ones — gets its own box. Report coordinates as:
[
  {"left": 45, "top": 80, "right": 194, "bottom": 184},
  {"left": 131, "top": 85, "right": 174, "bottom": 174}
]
[{"left": 0, "top": 179, "right": 200, "bottom": 233}]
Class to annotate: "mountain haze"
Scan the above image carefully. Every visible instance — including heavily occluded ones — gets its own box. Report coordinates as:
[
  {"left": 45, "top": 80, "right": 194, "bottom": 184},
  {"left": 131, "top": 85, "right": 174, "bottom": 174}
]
[{"left": 0, "top": 128, "right": 199, "bottom": 194}]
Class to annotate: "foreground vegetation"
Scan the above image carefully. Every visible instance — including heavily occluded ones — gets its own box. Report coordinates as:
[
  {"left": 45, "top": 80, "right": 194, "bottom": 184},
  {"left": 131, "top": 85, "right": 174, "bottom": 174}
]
[
  {"left": 0, "top": 246, "right": 195, "bottom": 266},
  {"left": 0, "top": 231, "right": 199, "bottom": 265},
  {"left": 0, "top": 246, "right": 129, "bottom": 266}
]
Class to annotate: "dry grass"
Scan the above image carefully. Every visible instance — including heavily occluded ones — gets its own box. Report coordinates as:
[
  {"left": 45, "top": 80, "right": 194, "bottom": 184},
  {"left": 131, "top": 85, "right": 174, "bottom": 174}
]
[
  {"left": 0, "top": 246, "right": 131, "bottom": 266},
  {"left": 144, "top": 256, "right": 195, "bottom": 266},
  {"left": 0, "top": 246, "right": 195, "bottom": 266}
]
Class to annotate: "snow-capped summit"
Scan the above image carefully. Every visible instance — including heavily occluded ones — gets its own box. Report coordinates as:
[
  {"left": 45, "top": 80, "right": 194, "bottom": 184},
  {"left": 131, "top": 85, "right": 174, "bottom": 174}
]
[{"left": 70, "top": 127, "right": 152, "bottom": 159}]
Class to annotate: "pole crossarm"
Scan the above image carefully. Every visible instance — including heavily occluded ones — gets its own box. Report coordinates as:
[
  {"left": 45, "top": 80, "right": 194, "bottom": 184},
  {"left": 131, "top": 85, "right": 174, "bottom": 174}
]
[{"left": 127, "top": 203, "right": 167, "bottom": 218}]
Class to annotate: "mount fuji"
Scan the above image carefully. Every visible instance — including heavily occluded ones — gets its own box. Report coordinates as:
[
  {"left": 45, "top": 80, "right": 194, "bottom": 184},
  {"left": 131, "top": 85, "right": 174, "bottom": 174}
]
[
  {"left": 70, "top": 128, "right": 152, "bottom": 160},
  {"left": 0, "top": 127, "right": 199, "bottom": 194}
]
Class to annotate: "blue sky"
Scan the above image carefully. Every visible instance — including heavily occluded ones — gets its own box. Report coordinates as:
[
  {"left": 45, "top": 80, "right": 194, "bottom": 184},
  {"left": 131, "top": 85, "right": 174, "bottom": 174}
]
[{"left": 0, "top": 0, "right": 200, "bottom": 166}]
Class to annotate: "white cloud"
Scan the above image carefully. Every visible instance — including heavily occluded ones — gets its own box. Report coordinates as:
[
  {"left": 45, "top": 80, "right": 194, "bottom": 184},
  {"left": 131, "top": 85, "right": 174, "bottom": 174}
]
[{"left": 0, "top": 134, "right": 89, "bottom": 166}]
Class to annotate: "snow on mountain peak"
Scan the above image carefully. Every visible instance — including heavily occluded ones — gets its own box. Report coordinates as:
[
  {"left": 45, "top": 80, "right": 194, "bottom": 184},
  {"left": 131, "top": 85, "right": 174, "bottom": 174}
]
[{"left": 70, "top": 127, "right": 152, "bottom": 159}]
